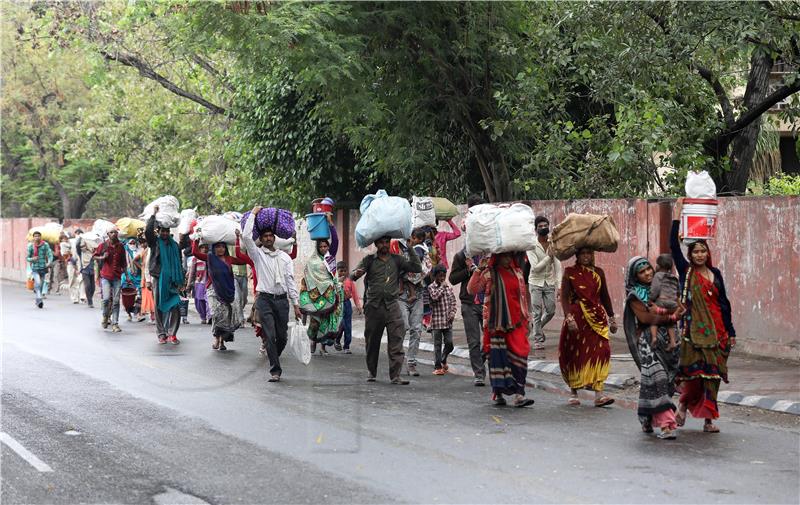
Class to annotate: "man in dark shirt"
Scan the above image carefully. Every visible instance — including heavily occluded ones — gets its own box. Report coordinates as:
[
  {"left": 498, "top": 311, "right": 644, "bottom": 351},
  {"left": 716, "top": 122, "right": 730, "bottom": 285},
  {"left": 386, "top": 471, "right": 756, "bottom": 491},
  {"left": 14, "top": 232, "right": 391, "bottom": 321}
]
[
  {"left": 93, "top": 228, "right": 127, "bottom": 332},
  {"left": 351, "top": 236, "right": 422, "bottom": 384}
]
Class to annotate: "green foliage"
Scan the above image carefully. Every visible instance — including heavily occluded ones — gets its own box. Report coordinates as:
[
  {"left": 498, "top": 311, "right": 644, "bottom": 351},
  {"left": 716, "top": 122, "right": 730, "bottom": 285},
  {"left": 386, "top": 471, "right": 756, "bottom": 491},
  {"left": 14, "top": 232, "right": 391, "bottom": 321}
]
[{"left": 749, "top": 174, "right": 800, "bottom": 196}]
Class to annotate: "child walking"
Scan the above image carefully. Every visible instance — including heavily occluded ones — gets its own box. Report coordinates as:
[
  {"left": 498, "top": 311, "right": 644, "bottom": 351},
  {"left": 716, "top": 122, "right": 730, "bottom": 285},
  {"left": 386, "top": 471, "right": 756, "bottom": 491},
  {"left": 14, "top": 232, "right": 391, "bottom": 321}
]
[
  {"left": 650, "top": 254, "right": 680, "bottom": 351},
  {"left": 428, "top": 264, "right": 457, "bottom": 375},
  {"left": 186, "top": 244, "right": 210, "bottom": 325},
  {"left": 336, "top": 261, "right": 362, "bottom": 354}
]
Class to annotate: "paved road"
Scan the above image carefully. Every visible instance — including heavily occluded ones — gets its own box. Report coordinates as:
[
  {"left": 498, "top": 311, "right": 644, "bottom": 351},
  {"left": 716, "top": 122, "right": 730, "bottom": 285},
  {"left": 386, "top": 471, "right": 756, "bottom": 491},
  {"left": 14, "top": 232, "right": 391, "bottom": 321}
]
[{"left": 2, "top": 283, "right": 799, "bottom": 504}]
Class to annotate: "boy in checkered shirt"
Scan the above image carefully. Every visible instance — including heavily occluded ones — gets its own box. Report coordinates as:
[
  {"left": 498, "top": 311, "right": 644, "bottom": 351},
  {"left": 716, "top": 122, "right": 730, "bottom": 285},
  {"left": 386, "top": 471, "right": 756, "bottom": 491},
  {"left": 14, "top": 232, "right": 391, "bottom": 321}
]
[{"left": 428, "top": 264, "right": 458, "bottom": 375}]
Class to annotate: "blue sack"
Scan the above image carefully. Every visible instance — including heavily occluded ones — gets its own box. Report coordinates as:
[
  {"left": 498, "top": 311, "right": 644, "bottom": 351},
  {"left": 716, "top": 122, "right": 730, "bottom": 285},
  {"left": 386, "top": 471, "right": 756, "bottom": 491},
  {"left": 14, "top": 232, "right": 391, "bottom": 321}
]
[{"left": 355, "top": 190, "right": 412, "bottom": 248}]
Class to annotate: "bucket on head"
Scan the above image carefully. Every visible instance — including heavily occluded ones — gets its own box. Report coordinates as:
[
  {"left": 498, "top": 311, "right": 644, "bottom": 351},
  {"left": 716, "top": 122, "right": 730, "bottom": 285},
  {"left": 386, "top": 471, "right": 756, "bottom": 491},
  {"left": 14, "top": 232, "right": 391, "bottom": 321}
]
[
  {"left": 312, "top": 198, "right": 335, "bottom": 214},
  {"left": 306, "top": 213, "right": 331, "bottom": 240},
  {"left": 681, "top": 198, "right": 718, "bottom": 240}
]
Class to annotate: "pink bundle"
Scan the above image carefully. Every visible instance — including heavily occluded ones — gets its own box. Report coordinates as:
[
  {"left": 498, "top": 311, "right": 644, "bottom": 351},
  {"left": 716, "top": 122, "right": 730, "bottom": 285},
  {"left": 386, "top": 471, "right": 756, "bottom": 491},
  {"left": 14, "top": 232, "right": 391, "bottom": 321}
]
[{"left": 241, "top": 208, "right": 295, "bottom": 240}]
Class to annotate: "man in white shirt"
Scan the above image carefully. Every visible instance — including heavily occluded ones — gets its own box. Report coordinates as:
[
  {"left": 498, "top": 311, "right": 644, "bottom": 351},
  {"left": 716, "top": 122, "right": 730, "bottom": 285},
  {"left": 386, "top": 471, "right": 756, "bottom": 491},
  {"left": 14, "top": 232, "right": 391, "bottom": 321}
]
[
  {"left": 242, "top": 206, "right": 302, "bottom": 382},
  {"left": 526, "top": 216, "right": 561, "bottom": 350}
]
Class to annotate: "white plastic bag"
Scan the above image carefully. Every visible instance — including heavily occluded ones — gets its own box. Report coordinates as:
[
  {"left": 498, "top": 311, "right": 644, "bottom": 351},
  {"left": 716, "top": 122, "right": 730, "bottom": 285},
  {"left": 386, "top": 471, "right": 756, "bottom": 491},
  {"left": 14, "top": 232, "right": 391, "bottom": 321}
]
[
  {"left": 178, "top": 209, "right": 198, "bottom": 235},
  {"left": 355, "top": 190, "right": 413, "bottom": 248},
  {"left": 289, "top": 322, "right": 312, "bottom": 365},
  {"left": 141, "top": 195, "right": 181, "bottom": 229},
  {"left": 465, "top": 203, "right": 537, "bottom": 256},
  {"left": 685, "top": 170, "right": 716, "bottom": 199},
  {"left": 195, "top": 215, "right": 238, "bottom": 245},
  {"left": 411, "top": 196, "right": 436, "bottom": 229}
]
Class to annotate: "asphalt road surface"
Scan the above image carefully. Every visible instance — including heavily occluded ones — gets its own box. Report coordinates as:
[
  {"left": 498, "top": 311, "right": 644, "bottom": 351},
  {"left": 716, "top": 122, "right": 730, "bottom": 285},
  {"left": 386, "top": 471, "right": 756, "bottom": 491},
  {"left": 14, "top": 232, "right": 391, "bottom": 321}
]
[{"left": 2, "top": 283, "right": 799, "bottom": 504}]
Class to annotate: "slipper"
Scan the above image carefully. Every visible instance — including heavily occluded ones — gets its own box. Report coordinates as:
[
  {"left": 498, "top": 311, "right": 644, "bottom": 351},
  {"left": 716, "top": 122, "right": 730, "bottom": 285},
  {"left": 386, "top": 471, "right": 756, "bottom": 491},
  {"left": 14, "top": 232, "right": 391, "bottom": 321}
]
[
  {"left": 567, "top": 397, "right": 581, "bottom": 406},
  {"left": 658, "top": 429, "right": 677, "bottom": 440},
  {"left": 676, "top": 410, "right": 686, "bottom": 427},
  {"left": 268, "top": 375, "right": 280, "bottom": 383},
  {"left": 514, "top": 398, "right": 535, "bottom": 408},
  {"left": 642, "top": 423, "right": 654, "bottom": 433},
  {"left": 594, "top": 396, "right": 615, "bottom": 407},
  {"left": 703, "top": 423, "right": 720, "bottom": 433}
]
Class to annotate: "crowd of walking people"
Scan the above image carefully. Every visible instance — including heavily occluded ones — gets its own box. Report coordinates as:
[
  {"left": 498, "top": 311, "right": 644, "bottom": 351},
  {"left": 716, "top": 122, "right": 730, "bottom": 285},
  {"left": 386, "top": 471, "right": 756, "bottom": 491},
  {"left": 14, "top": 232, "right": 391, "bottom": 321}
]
[{"left": 25, "top": 196, "right": 734, "bottom": 438}]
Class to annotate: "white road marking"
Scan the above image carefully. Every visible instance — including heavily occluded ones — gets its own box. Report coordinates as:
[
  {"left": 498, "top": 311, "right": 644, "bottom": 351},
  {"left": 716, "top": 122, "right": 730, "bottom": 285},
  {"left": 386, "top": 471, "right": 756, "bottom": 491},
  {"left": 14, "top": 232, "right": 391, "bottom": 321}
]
[{"left": 0, "top": 432, "right": 53, "bottom": 472}]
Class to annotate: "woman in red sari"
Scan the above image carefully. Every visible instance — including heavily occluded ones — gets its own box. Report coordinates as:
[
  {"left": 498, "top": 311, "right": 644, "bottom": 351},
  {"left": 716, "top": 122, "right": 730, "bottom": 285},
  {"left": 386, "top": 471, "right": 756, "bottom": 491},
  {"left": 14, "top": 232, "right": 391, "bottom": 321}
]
[
  {"left": 468, "top": 252, "right": 534, "bottom": 408},
  {"left": 671, "top": 199, "right": 735, "bottom": 433},
  {"left": 559, "top": 248, "right": 617, "bottom": 407}
]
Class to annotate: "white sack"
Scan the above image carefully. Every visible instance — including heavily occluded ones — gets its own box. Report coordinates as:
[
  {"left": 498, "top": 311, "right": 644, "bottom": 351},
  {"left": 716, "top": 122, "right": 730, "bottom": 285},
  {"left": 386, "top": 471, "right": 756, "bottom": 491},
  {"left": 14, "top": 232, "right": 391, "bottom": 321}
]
[
  {"left": 411, "top": 196, "right": 436, "bottom": 229},
  {"left": 91, "top": 219, "right": 116, "bottom": 240},
  {"left": 465, "top": 203, "right": 537, "bottom": 256},
  {"left": 195, "top": 215, "right": 238, "bottom": 245},
  {"left": 685, "top": 170, "right": 717, "bottom": 199},
  {"left": 178, "top": 209, "right": 198, "bottom": 235},
  {"left": 141, "top": 195, "right": 181, "bottom": 229}
]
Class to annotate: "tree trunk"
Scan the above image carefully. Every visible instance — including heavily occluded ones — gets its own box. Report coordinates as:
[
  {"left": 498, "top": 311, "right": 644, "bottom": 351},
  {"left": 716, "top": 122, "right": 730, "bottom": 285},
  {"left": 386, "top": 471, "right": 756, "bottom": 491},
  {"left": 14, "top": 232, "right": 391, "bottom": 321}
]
[{"left": 724, "top": 48, "right": 775, "bottom": 194}]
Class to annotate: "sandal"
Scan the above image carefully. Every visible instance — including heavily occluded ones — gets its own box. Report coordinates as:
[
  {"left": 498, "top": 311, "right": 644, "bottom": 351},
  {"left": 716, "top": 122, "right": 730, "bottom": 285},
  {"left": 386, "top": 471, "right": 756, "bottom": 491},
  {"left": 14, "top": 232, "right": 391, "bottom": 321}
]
[
  {"left": 567, "top": 397, "right": 581, "bottom": 406},
  {"left": 658, "top": 429, "right": 677, "bottom": 440},
  {"left": 513, "top": 397, "right": 535, "bottom": 408},
  {"left": 492, "top": 394, "right": 507, "bottom": 406},
  {"left": 594, "top": 396, "right": 615, "bottom": 407},
  {"left": 676, "top": 409, "right": 686, "bottom": 427},
  {"left": 219, "top": 342, "right": 227, "bottom": 351},
  {"left": 703, "top": 422, "right": 720, "bottom": 433},
  {"left": 642, "top": 423, "right": 654, "bottom": 433}
]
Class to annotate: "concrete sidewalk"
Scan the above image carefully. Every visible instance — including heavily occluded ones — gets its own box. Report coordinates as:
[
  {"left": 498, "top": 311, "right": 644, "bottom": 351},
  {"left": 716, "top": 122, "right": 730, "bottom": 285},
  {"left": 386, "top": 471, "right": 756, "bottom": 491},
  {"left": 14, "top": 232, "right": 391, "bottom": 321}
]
[{"left": 347, "top": 315, "right": 800, "bottom": 415}]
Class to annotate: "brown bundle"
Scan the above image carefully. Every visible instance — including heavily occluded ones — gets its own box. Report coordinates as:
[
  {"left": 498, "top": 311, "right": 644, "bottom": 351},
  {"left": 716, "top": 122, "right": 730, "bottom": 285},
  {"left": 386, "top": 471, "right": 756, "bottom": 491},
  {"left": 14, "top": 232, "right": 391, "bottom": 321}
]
[{"left": 549, "top": 213, "right": 620, "bottom": 260}]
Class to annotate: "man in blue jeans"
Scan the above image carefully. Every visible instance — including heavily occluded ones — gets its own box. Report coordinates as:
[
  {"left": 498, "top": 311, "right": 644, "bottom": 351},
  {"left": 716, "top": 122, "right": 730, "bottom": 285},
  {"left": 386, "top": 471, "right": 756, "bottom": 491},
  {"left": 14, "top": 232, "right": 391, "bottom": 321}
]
[
  {"left": 94, "top": 228, "right": 127, "bottom": 332},
  {"left": 26, "top": 232, "right": 54, "bottom": 309}
]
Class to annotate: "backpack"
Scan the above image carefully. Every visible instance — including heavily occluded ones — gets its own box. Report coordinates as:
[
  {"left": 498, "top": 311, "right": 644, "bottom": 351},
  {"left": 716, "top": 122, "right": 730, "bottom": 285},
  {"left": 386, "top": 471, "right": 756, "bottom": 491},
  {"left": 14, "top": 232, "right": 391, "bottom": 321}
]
[{"left": 361, "top": 253, "right": 406, "bottom": 299}]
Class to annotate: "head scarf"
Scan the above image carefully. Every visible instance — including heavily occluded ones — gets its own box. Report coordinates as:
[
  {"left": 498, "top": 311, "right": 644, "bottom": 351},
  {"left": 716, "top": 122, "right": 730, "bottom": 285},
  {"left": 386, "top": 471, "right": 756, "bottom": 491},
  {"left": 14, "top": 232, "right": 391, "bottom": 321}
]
[
  {"left": 625, "top": 256, "right": 652, "bottom": 303},
  {"left": 207, "top": 242, "right": 236, "bottom": 304}
]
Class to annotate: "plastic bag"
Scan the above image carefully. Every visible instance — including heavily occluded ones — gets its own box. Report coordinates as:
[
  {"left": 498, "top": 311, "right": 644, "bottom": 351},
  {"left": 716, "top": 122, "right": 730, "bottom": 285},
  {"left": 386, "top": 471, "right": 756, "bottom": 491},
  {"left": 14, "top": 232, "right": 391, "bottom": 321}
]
[
  {"left": 195, "top": 215, "right": 238, "bottom": 245},
  {"left": 549, "top": 213, "right": 620, "bottom": 261},
  {"left": 178, "top": 209, "right": 198, "bottom": 235},
  {"left": 355, "top": 190, "right": 413, "bottom": 248},
  {"left": 411, "top": 196, "right": 436, "bottom": 229},
  {"left": 685, "top": 170, "right": 716, "bottom": 199},
  {"left": 289, "top": 322, "right": 312, "bottom": 365},
  {"left": 465, "top": 203, "right": 537, "bottom": 256},
  {"left": 141, "top": 195, "right": 181, "bottom": 229}
]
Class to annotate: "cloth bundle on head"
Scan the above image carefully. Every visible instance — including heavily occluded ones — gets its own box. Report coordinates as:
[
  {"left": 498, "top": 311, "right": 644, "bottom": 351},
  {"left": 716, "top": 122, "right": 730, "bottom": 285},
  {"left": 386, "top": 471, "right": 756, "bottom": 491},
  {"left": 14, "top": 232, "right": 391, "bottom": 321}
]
[
  {"left": 549, "top": 213, "right": 620, "bottom": 261},
  {"left": 115, "top": 217, "right": 146, "bottom": 238},
  {"left": 240, "top": 208, "right": 295, "bottom": 240}
]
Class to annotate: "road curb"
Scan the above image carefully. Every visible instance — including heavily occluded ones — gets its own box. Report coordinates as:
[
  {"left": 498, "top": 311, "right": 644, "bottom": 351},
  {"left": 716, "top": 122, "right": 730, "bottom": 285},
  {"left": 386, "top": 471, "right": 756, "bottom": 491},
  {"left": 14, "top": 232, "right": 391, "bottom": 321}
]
[{"left": 349, "top": 333, "right": 800, "bottom": 416}]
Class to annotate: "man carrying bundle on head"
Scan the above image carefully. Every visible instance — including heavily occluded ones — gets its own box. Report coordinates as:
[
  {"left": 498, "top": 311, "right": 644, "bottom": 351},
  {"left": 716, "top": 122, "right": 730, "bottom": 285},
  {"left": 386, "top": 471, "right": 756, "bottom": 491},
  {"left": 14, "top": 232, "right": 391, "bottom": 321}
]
[
  {"left": 145, "top": 206, "right": 185, "bottom": 345},
  {"left": 242, "top": 206, "right": 302, "bottom": 383},
  {"left": 351, "top": 236, "right": 422, "bottom": 385}
]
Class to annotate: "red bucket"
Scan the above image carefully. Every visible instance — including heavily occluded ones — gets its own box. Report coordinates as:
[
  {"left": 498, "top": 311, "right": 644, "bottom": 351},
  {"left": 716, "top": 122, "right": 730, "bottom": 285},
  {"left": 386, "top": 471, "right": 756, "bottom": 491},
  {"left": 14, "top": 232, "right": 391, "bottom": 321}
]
[
  {"left": 681, "top": 198, "right": 718, "bottom": 240},
  {"left": 311, "top": 198, "right": 334, "bottom": 214}
]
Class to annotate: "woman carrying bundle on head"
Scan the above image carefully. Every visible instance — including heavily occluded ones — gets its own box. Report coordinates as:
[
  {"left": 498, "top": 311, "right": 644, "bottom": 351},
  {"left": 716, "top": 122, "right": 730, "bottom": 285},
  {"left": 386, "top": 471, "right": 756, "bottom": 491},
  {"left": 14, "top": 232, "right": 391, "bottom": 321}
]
[
  {"left": 300, "top": 234, "right": 344, "bottom": 356},
  {"left": 191, "top": 229, "right": 251, "bottom": 351}
]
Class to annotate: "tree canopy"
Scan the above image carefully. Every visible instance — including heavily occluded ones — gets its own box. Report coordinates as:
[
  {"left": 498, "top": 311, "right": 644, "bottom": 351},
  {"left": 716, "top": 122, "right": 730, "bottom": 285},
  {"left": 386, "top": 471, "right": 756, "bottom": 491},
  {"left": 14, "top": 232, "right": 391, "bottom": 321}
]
[{"left": 2, "top": 1, "right": 798, "bottom": 218}]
